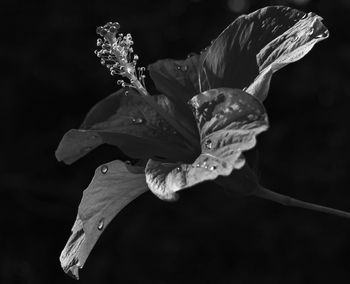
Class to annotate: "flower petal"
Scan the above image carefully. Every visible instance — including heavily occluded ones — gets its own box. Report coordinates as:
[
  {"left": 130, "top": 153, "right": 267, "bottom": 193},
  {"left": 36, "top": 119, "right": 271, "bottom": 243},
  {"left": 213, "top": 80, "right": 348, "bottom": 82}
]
[
  {"left": 56, "top": 88, "right": 197, "bottom": 164},
  {"left": 145, "top": 88, "right": 268, "bottom": 200},
  {"left": 201, "top": 6, "right": 328, "bottom": 100},
  {"left": 148, "top": 55, "right": 202, "bottom": 104},
  {"left": 148, "top": 55, "right": 202, "bottom": 140},
  {"left": 60, "top": 160, "right": 148, "bottom": 279}
]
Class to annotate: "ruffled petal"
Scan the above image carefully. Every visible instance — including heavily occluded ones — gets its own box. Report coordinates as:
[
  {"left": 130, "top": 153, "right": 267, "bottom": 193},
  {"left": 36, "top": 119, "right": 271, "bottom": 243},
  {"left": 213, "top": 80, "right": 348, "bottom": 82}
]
[
  {"left": 201, "top": 6, "right": 328, "bottom": 100},
  {"left": 56, "top": 88, "right": 198, "bottom": 164},
  {"left": 59, "top": 160, "right": 148, "bottom": 279},
  {"left": 145, "top": 88, "right": 268, "bottom": 200}
]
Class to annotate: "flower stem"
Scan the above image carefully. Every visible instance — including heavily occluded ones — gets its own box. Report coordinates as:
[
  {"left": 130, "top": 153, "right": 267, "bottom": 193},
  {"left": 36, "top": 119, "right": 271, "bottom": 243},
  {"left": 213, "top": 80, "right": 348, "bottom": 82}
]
[{"left": 255, "top": 186, "right": 350, "bottom": 219}]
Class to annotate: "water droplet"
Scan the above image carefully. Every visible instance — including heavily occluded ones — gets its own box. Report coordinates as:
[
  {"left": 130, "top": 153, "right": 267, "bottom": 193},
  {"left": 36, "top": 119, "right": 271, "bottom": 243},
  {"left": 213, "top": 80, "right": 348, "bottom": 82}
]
[
  {"left": 308, "top": 28, "right": 314, "bottom": 36},
  {"left": 132, "top": 117, "right": 144, "bottom": 124},
  {"left": 97, "top": 219, "right": 104, "bottom": 230},
  {"left": 82, "top": 147, "right": 92, "bottom": 152},
  {"left": 101, "top": 165, "right": 108, "bottom": 174},
  {"left": 290, "top": 34, "right": 299, "bottom": 42},
  {"left": 186, "top": 52, "right": 196, "bottom": 58},
  {"left": 205, "top": 139, "right": 212, "bottom": 149},
  {"left": 231, "top": 103, "right": 240, "bottom": 111},
  {"left": 210, "top": 165, "right": 217, "bottom": 171},
  {"left": 196, "top": 163, "right": 201, "bottom": 168},
  {"left": 248, "top": 114, "right": 256, "bottom": 120},
  {"left": 175, "top": 167, "right": 181, "bottom": 173}
]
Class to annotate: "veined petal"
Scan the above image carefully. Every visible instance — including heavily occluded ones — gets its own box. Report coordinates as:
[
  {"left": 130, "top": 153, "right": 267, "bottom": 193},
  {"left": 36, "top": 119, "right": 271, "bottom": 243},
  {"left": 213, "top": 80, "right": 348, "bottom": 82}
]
[
  {"left": 148, "top": 55, "right": 202, "bottom": 139},
  {"left": 145, "top": 88, "right": 268, "bottom": 200},
  {"left": 201, "top": 6, "right": 328, "bottom": 100},
  {"left": 55, "top": 88, "right": 197, "bottom": 164},
  {"left": 60, "top": 160, "right": 148, "bottom": 279},
  {"left": 148, "top": 55, "right": 202, "bottom": 104}
]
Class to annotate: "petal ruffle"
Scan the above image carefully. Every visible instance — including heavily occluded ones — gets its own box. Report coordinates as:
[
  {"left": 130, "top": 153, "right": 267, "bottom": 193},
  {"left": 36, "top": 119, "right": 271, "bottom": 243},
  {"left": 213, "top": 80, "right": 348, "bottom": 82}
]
[
  {"left": 60, "top": 160, "right": 148, "bottom": 279},
  {"left": 145, "top": 88, "right": 268, "bottom": 200},
  {"left": 56, "top": 88, "right": 198, "bottom": 164},
  {"left": 201, "top": 6, "right": 328, "bottom": 100}
]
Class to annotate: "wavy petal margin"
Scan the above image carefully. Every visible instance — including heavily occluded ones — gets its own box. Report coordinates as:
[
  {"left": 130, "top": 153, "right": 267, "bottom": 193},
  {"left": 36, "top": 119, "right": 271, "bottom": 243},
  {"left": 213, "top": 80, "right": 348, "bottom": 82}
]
[
  {"left": 201, "top": 6, "right": 328, "bottom": 100},
  {"left": 60, "top": 160, "right": 148, "bottom": 279},
  {"left": 56, "top": 88, "right": 196, "bottom": 164},
  {"left": 145, "top": 88, "right": 268, "bottom": 200}
]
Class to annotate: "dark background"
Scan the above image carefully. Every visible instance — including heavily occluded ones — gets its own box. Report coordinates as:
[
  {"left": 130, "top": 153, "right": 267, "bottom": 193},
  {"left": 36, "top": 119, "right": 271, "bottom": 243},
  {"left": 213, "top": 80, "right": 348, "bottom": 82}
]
[{"left": 2, "top": 0, "right": 350, "bottom": 283}]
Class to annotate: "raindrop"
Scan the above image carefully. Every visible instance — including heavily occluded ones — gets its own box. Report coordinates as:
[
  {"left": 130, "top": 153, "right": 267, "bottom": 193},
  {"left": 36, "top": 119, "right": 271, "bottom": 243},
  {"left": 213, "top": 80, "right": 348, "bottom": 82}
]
[
  {"left": 175, "top": 64, "right": 188, "bottom": 72},
  {"left": 231, "top": 103, "right": 240, "bottom": 111},
  {"left": 82, "top": 147, "right": 92, "bottom": 152},
  {"left": 97, "top": 219, "right": 104, "bottom": 230},
  {"left": 187, "top": 52, "right": 196, "bottom": 58},
  {"left": 196, "top": 163, "right": 201, "bottom": 168},
  {"left": 132, "top": 117, "right": 144, "bottom": 124},
  {"left": 248, "top": 114, "right": 256, "bottom": 120},
  {"left": 308, "top": 28, "right": 314, "bottom": 36},
  {"left": 290, "top": 34, "right": 299, "bottom": 42},
  {"left": 205, "top": 139, "right": 212, "bottom": 149},
  {"left": 101, "top": 165, "right": 108, "bottom": 174}
]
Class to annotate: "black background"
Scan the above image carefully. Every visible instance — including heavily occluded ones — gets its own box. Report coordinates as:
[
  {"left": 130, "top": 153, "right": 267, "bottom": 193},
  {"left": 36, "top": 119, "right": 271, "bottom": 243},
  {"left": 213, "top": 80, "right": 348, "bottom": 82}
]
[{"left": 2, "top": 0, "right": 350, "bottom": 283}]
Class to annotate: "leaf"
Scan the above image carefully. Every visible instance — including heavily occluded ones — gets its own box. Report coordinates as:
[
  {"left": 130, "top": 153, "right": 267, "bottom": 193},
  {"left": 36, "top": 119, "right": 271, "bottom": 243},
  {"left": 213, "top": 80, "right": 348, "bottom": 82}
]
[
  {"left": 56, "top": 88, "right": 197, "bottom": 164},
  {"left": 201, "top": 6, "right": 328, "bottom": 100},
  {"left": 145, "top": 88, "right": 268, "bottom": 201},
  {"left": 60, "top": 160, "right": 148, "bottom": 280}
]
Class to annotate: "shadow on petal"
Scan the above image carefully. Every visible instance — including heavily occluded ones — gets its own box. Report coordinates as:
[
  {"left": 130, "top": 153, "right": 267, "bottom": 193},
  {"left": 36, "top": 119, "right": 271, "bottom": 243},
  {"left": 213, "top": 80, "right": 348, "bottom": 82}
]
[
  {"left": 145, "top": 88, "right": 268, "bottom": 200},
  {"left": 60, "top": 160, "right": 148, "bottom": 279}
]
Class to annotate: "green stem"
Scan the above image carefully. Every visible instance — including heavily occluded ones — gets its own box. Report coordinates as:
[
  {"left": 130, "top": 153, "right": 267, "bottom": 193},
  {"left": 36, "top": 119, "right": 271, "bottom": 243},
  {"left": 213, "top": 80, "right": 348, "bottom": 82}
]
[{"left": 255, "top": 186, "right": 350, "bottom": 219}]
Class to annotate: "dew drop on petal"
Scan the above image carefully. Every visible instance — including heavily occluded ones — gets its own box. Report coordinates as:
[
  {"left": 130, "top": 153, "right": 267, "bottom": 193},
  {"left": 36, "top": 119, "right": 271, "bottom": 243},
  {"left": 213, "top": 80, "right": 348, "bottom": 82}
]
[
  {"left": 205, "top": 139, "right": 212, "bottom": 149},
  {"left": 132, "top": 117, "right": 144, "bottom": 125},
  {"left": 290, "top": 34, "right": 299, "bottom": 42},
  {"left": 248, "top": 114, "right": 256, "bottom": 120},
  {"left": 175, "top": 167, "right": 181, "bottom": 173},
  {"left": 97, "top": 219, "right": 104, "bottom": 230},
  {"left": 82, "top": 147, "right": 92, "bottom": 153},
  {"left": 181, "top": 65, "right": 188, "bottom": 72},
  {"left": 231, "top": 103, "right": 240, "bottom": 111},
  {"left": 101, "top": 165, "right": 108, "bottom": 174},
  {"left": 210, "top": 165, "right": 217, "bottom": 171}
]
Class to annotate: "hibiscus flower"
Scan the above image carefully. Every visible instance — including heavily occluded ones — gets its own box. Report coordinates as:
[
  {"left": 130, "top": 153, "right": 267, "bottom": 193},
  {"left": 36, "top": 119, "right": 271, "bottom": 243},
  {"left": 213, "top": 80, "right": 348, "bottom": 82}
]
[{"left": 56, "top": 6, "right": 348, "bottom": 279}]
